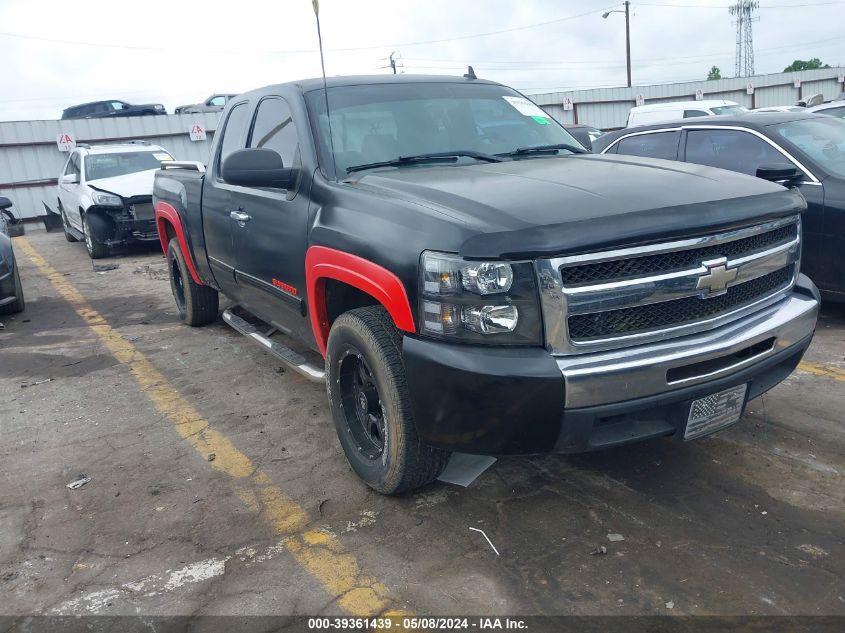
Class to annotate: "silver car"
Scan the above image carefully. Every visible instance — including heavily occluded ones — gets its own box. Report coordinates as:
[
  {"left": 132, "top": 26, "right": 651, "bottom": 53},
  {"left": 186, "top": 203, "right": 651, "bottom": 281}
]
[{"left": 174, "top": 94, "right": 237, "bottom": 114}]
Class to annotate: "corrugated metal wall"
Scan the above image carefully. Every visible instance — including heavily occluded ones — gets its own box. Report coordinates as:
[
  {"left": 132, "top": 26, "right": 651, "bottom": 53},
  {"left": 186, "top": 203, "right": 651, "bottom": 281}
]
[
  {"left": 530, "top": 67, "right": 845, "bottom": 130},
  {"left": 0, "top": 112, "right": 221, "bottom": 219}
]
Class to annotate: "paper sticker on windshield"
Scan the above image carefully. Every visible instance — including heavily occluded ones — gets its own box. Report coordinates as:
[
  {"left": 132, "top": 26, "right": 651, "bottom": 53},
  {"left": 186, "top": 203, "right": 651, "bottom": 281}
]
[
  {"left": 502, "top": 96, "right": 548, "bottom": 118},
  {"left": 154, "top": 152, "right": 173, "bottom": 161},
  {"left": 531, "top": 115, "right": 550, "bottom": 125}
]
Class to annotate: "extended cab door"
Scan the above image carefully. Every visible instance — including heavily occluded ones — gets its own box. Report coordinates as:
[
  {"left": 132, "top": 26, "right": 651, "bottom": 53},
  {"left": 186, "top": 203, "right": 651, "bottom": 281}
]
[
  {"left": 201, "top": 100, "right": 251, "bottom": 297},
  {"left": 230, "top": 96, "right": 310, "bottom": 332}
]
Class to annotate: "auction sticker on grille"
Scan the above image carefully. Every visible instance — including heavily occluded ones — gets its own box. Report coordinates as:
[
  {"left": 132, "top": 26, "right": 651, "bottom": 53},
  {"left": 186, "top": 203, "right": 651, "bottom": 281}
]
[{"left": 685, "top": 384, "right": 748, "bottom": 440}]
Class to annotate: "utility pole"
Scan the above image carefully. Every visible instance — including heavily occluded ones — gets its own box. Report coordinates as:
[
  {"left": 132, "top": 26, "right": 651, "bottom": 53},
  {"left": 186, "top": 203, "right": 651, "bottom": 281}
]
[
  {"left": 389, "top": 51, "right": 398, "bottom": 75},
  {"left": 624, "top": 1, "right": 631, "bottom": 88},
  {"left": 603, "top": 2, "right": 632, "bottom": 87}
]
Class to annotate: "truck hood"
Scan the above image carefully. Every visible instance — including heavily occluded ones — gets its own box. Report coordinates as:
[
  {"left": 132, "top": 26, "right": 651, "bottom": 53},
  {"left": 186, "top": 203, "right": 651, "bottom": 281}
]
[
  {"left": 87, "top": 169, "right": 157, "bottom": 198},
  {"left": 347, "top": 154, "right": 806, "bottom": 259}
]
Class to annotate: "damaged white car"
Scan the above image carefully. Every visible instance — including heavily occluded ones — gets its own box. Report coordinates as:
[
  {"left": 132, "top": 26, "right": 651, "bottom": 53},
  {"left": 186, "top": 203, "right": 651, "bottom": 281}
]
[{"left": 56, "top": 141, "right": 174, "bottom": 258}]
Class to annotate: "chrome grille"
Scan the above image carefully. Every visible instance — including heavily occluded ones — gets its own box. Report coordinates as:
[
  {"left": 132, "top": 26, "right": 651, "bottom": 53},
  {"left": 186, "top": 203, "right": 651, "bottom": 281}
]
[
  {"left": 535, "top": 215, "right": 801, "bottom": 355},
  {"left": 568, "top": 266, "right": 793, "bottom": 340},
  {"left": 560, "top": 222, "right": 798, "bottom": 286}
]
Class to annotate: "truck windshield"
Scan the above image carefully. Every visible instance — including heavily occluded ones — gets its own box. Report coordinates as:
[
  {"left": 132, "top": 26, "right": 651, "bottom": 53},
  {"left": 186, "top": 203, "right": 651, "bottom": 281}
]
[
  {"left": 773, "top": 117, "right": 845, "bottom": 178},
  {"left": 84, "top": 151, "right": 173, "bottom": 181},
  {"left": 306, "top": 82, "right": 583, "bottom": 175}
]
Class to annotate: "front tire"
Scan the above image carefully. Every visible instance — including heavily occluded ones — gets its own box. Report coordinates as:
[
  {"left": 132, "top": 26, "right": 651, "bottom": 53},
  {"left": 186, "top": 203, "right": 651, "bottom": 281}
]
[
  {"left": 326, "top": 306, "right": 449, "bottom": 495},
  {"left": 81, "top": 212, "right": 109, "bottom": 259},
  {"left": 0, "top": 257, "right": 25, "bottom": 315},
  {"left": 166, "top": 238, "right": 218, "bottom": 326}
]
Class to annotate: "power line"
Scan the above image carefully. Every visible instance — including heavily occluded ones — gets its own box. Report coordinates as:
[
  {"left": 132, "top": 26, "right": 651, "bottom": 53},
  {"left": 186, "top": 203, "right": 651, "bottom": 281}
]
[
  {"left": 639, "top": 1, "right": 845, "bottom": 7},
  {"left": 401, "top": 34, "right": 844, "bottom": 69},
  {"left": 0, "top": 4, "right": 619, "bottom": 55}
]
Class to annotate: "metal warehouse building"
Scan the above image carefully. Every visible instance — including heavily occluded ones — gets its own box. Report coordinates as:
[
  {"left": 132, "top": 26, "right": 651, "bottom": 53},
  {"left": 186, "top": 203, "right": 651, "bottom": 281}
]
[
  {"left": 531, "top": 67, "right": 845, "bottom": 130},
  {"left": 1, "top": 67, "right": 843, "bottom": 222}
]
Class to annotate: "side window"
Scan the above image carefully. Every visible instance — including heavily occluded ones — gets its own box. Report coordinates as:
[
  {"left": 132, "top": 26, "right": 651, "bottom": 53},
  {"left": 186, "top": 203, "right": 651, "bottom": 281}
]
[
  {"left": 684, "top": 129, "right": 790, "bottom": 176},
  {"left": 249, "top": 97, "right": 300, "bottom": 168},
  {"left": 614, "top": 131, "right": 681, "bottom": 160},
  {"left": 111, "top": 101, "right": 127, "bottom": 111},
  {"left": 683, "top": 110, "right": 709, "bottom": 118},
  {"left": 217, "top": 102, "right": 250, "bottom": 174},
  {"left": 209, "top": 96, "right": 226, "bottom": 107},
  {"left": 65, "top": 152, "right": 82, "bottom": 179}
]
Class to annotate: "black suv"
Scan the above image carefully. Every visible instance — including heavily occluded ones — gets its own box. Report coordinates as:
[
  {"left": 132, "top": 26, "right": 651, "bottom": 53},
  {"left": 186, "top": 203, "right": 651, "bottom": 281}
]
[{"left": 62, "top": 100, "right": 166, "bottom": 119}]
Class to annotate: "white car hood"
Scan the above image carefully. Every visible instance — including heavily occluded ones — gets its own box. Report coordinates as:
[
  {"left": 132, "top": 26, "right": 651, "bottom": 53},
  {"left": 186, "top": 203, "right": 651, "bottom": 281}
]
[{"left": 87, "top": 169, "right": 157, "bottom": 198}]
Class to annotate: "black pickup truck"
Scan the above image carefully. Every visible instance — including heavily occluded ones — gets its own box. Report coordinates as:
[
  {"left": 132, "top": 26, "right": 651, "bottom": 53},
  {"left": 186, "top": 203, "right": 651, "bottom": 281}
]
[{"left": 153, "top": 75, "right": 820, "bottom": 494}]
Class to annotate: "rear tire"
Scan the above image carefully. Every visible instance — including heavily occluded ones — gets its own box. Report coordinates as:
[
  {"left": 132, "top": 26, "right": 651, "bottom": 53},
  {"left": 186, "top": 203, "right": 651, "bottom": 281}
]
[
  {"left": 0, "top": 257, "right": 25, "bottom": 315},
  {"left": 166, "top": 238, "right": 218, "bottom": 326},
  {"left": 58, "top": 201, "right": 78, "bottom": 242},
  {"left": 326, "top": 306, "right": 449, "bottom": 495},
  {"left": 81, "top": 212, "right": 109, "bottom": 259}
]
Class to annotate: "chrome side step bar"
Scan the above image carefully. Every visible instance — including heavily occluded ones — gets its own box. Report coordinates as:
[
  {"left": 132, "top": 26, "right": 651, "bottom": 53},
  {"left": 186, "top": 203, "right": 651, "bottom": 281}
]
[{"left": 222, "top": 308, "right": 325, "bottom": 383}]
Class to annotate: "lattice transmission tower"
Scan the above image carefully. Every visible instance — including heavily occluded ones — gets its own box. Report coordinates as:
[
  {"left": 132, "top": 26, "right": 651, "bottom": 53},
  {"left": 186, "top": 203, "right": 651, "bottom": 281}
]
[{"left": 730, "top": 1, "right": 759, "bottom": 77}]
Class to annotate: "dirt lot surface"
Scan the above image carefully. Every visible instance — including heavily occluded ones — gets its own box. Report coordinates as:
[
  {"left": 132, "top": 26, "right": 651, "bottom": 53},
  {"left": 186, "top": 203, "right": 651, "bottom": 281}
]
[{"left": 2, "top": 230, "right": 844, "bottom": 622}]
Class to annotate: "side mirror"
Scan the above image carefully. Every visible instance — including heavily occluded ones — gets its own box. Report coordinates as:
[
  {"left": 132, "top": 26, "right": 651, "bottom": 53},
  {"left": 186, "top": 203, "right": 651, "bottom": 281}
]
[
  {"left": 756, "top": 164, "right": 801, "bottom": 182},
  {"left": 60, "top": 173, "right": 79, "bottom": 185},
  {"left": 222, "top": 148, "right": 297, "bottom": 189},
  {"left": 0, "top": 196, "right": 12, "bottom": 210}
]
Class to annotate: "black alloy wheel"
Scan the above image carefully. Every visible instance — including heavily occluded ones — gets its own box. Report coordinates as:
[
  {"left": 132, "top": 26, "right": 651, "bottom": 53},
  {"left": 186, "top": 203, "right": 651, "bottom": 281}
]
[
  {"left": 338, "top": 350, "right": 387, "bottom": 461},
  {"left": 170, "top": 253, "right": 187, "bottom": 314}
]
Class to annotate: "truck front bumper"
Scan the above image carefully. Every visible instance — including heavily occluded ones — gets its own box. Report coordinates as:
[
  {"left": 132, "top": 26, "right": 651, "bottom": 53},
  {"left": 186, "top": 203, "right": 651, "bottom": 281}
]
[{"left": 402, "top": 274, "right": 819, "bottom": 455}]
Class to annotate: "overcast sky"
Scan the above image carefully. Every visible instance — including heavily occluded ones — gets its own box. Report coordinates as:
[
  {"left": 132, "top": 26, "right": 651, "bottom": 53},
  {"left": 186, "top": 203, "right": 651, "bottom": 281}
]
[{"left": 0, "top": 0, "right": 842, "bottom": 121}]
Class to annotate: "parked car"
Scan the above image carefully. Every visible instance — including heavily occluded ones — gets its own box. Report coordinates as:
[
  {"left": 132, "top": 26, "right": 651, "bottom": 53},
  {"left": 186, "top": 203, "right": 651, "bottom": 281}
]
[
  {"left": 154, "top": 74, "right": 818, "bottom": 494},
  {"left": 563, "top": 123, "right": 603, "bottom": 150},
  {"left": 174, "top": 94, "right": 238, "bottom": 114},
  {"left": 752, "top": 106, "right": 805, "bottom": 113},
  {"left": 807, "top": 102, "right": 845, "bottom": 119},
  {"left": 61, "top": 100, "right": 166, "bottom": 119},
  {"left": 57, "top": 142, "right": 175, "bottom": 258},
  {"left": 0, "top": 197, "right": 25, "bottom": 316},
  {"left": 627, "top": 100, "right": 747, "bottom": 127},
  {"left": 594, "top": 112, "right": 845, "bottom": 302}
]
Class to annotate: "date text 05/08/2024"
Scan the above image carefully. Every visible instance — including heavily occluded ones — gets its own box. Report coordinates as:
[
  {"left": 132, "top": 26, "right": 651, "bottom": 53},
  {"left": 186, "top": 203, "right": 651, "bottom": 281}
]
[{"left": 306, "top": 617, "right": 528, "bottom": 630}]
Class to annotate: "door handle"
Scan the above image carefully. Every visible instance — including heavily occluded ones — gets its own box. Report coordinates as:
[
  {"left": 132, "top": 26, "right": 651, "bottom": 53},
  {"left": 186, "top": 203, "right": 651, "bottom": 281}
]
[{"left": 229, "top": 210, "right": 251, "bottom": 224}]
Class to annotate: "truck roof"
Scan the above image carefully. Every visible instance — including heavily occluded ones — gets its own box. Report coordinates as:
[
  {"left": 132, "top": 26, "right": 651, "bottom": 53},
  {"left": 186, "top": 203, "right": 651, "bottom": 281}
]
[{"left": 252, "top": 74, "right": 503, "bottom": 96}]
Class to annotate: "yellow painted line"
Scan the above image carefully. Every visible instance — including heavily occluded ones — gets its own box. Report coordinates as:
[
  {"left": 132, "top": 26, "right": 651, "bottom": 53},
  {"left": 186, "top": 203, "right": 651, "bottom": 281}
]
[
  {"left": 17, "top": 238, "right": 397, "bottom": 616},
  {"left": 797, "top": 361, "right": 845, "bottom": 382}
]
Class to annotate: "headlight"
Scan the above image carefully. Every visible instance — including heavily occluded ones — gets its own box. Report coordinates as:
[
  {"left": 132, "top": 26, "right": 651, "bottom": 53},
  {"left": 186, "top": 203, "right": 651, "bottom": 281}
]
[
  {"left": 91, "top": 191, "right": 123, "bottom": 207},
  {"left": 419, "top": 251, "right": 541, "bottom": 345}
]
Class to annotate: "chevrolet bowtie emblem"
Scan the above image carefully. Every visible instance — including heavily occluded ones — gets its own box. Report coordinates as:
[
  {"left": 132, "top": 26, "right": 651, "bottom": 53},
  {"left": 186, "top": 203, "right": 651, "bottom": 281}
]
[{"left": 696, "top": 257, "right": 738, "bottom": 296}]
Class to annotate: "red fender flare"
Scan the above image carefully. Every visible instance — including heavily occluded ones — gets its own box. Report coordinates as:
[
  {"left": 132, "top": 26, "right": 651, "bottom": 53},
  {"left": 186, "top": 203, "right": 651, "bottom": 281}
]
[
  {"left": 154, "top": 201, "right": 203, "bottom": 286},
  {"left": 305, "top": 246, "right": 416, "bottom": 356}
]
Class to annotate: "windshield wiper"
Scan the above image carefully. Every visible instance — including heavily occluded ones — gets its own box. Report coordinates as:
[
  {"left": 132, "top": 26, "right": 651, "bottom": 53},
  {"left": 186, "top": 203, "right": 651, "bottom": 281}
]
[
  {"left": 498, "top": 143, "right": 588, "bottom": 157},
  {"left": 346, "top": 150, "right": 503, "bottom": 174}
]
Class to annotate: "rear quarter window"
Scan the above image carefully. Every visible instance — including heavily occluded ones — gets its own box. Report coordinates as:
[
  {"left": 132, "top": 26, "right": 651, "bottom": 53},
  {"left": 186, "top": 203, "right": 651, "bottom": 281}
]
[
  {"left": 217, "top": 103, "right": 250, "bottom": 175},
  {"left": 613, "top": 131, "right": 681, "bottom": 160}
]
